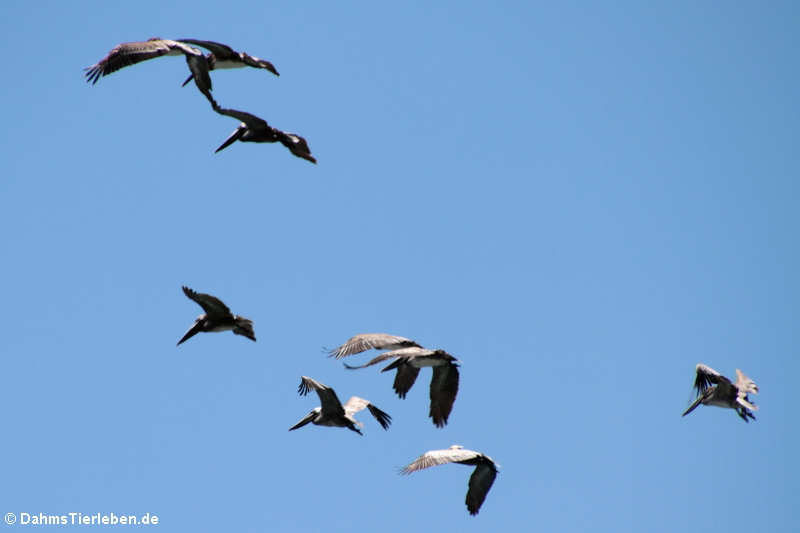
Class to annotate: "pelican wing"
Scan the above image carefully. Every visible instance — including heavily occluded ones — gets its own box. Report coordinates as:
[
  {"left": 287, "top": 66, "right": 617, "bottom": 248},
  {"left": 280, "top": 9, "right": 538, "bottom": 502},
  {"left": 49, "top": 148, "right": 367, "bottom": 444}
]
[
  {"left": 213, "top": 107, "right": 270, "bottom": 130},
  {"left": 400, "top": 446, "right": 482, "bottom": 474},
  {"left": 692, "top": 364, "right": 729, "bottom": 395},
  {"left": 343, "top": 351, "right": 402, "bottom": 370},
  {"left": 466, "top": 461, "right": 498, "bottom": 515},
  {"left": 429, "top": 363, "right": 459, "bottom": 427},
  {"left": 178, "top": 39, "right": 236, "bottom": 57},
  {"left": 343, "top": 396, "right": 392, "bottom": 430},
  {"left": 84, "top": 38, "right": 201, "bottom": 84},
  {"left": 181, "top": 286, "right": 232, "bottom": 318},
  {"left": 298, "top": 376, "right": 345, "bottom": 417},
  {"left": 184, "top": 53, "right": 216, "bottom": 107},
  {"left": 328, "top": 333, "right": 420, "bottom": 359},
  {"left": 392, "top": 363, "right": 421, "bottom": 399}
]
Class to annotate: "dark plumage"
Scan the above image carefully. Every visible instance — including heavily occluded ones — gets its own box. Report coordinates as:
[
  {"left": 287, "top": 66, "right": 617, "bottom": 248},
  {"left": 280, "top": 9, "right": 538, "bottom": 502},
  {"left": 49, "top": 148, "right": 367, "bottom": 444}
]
[
  {"left": 177, "top": 286, "right": 255, "bottom": 346},
  {"left": 212, "top": 106, "right": 316, "bottom": 164}
]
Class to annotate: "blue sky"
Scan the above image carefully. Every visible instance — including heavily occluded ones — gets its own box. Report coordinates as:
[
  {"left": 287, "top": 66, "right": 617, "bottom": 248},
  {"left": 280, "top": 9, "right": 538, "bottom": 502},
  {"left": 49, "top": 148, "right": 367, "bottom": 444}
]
[{"left": 1, "top": 1, "right": 797, "bottom": 531}]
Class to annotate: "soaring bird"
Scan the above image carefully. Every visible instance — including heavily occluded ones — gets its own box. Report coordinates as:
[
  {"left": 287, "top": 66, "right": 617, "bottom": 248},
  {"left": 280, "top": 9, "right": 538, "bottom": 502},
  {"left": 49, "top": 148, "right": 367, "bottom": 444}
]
[
  {"left": 327, "top": 333, "right": 421, "bottom": 359},
  {"left": 212, "top": 106, "right": 316, "bottom": 163},
  {"left": 400, "top": 445, "right": 498, "bottom": 516},
  {"left": 344, "top": 346, "right": 459, "bottom": 427},
  {"left": 289, "top": 376, "right": 391, "bottom": 435},
  {"left": 682, "top": 364, "right": 758, "bottom": 422},
  {"left": 84, "top": 38, "right": 217, "bottom": 107},
  {"left": 177, "top": 286, "right": 255, "bottom": 346},
  {"left": 176, "top": 39, "right": 279, "bottom": 89}
]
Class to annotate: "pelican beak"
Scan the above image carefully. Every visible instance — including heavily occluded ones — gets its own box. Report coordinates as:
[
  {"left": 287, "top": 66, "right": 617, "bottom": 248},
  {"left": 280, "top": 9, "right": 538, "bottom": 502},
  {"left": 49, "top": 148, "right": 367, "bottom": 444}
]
[{"left": 215, "top": 127, "right": 245, "bottom": 153}]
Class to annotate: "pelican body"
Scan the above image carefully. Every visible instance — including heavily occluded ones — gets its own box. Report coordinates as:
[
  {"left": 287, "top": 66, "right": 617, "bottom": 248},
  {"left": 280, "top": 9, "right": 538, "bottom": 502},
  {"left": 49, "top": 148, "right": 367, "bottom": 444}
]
[
  {"left": 177, "top": 286, "right": 255, "bottom": 345},
  {"left": 289, "top": 376, "right": 391, "bottom": 435},
  {"left": 682, "top": 364, "right": 758, "bottom": 422},
  {"left": 344, "top": 346, "right": 460, "bottom": 427},
  {"left": 401, "top": 445, "right": 499, "bottom": 516},
  {"left": 212, "top": 106, "right": 316, "bottom": 163}
]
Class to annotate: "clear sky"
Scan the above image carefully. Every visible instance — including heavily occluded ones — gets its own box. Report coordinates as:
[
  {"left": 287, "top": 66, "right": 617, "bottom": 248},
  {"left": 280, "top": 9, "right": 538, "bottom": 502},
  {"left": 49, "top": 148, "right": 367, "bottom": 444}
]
[{"left": 1, "top": 1, "right": 797, "bottom": 532}]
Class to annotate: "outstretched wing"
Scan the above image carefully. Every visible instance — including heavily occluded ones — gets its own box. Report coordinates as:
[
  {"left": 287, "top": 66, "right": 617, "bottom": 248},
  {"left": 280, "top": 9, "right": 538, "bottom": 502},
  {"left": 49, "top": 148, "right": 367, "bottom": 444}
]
[
  {"left": 328, "top": 333, "right": 420, "bottom": 359},
  {"left": 182, "top": 286, "right": 232, "bottom": 318},
  {"left": 400, "top": 446, "right": 482, "bottom": 474},
  {"left": 298, "top": 376, "right": 345, "bottom": 417},
  {"left": 429, "top": 363, "right": 459, "bottom": 427},
  {"left": 213, "top": 106, "right": 270, "bottom": 130},
  {"left": 343, "top": 396, "right": 392, "bottom": 430},
  {"left": 84, "top": 38, "right": 201, "bottom": 84},
  {"left": 466, "top": 461, "right": 498, "bottom": 515}
]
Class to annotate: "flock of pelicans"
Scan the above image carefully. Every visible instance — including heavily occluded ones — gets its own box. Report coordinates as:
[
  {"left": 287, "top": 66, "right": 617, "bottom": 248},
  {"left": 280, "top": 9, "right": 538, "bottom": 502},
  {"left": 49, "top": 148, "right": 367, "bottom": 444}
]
[{"left": 84, "top": 38, "right": 761, "bottom": 517}]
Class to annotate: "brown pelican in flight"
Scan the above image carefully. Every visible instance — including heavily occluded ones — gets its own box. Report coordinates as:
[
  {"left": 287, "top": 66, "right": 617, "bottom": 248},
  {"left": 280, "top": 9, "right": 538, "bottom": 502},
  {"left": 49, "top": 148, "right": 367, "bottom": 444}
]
[
  {"left": 212, "top": 106, "right": 316, "bottom": 163},
  {"left": 176, "top": 39, "right": 279, "bottom": 88},
  {"left": 84, "top": 38, "right": 217, "bottom": 107},
  {"left": 289, "top": 376, "right": 391, "bottom": 435},
  {"left": 177, "top": 286, "right": 255, "bottom": 346},
  {"left": 401, "top": 445, "right": 498, "bottom": 516},
  {"left": 682, "top": 364, "right": 759, "bottom": 422},
  {"left": 327, "top": 333, "right": 421, "bottom": 359},
  {"left": 344, "top": 346, "right": 459, "bottom": 427}
]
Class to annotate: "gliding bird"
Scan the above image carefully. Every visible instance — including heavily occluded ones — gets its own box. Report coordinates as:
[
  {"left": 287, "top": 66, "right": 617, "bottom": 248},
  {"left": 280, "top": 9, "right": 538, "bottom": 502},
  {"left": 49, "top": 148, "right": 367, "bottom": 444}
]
[
  {"left": 177, "top": 286, "right": 255, "bottom": 346},
  {"left": 682, "top": 363, "right": 759, "bottom": 422},
  {"left": 289, "top": 376, "right": 391, "bottom": 435},
  {"left": 84, "top": 38, "right": 217, "bottom": 107},
  {"left": 400, "top": 445, "right": 498, "bottom": 516},
  {"left": 212, "top": 106, "right": 316, "bottom": 163},
  {"left": 344, "top": 346, "right": 459, "bottom": 427}
]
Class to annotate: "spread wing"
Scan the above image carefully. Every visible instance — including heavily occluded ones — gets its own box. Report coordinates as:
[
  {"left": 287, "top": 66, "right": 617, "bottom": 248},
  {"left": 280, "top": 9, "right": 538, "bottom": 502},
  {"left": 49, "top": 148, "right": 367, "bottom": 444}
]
[
  {"left": 84, "top": 38, "right": 201, "bottom": 84},
  {"left": 213, "top": 106, "right": 270, "bottom": 130},
  {"left": 343, "top": 396, "right": 392, "bottom": 429},
  {"left": 298, "top": 376, "right": 345, "bottom": 417},
  {"left": 328, "top": 333, "right": 420, "bottom": 359},
  {"left": 429, "top": 363, "right": 459, "bottom": 427},
  {"left": 400, "top": 447, "right": 482, "bottom": 474},
  {"left": 466, "top": 461, "right": 498, "bottom": 515},
  {"left": 181, "top": 286, "right": 232, "bottom": 318}
]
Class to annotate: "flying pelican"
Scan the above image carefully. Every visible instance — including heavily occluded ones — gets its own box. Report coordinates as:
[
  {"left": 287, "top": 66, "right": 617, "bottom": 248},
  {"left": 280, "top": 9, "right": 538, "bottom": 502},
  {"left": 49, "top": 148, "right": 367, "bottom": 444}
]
[
  {"left": 289, "top": 376, "right": 391, "bottom": 435},
  {"left": 400, "top": 445, "right": 498, "bottom": 516},
  {"left": 212, "top": 106, "right": 316, "bottom": 163},
  {"left": 682, "top": 363, "right": 759, "bottom": 422},
  {"left": 327, "top": 333, "right": 421, "bottom": 359},
  {"left": 177, "top": 39, "right": 279, "bottom": 88},
  {"left": 177, "top": 286, "right": 255, "bottom": 346},
  {"left": 84, "top": 38, "right": 217, "bottom": 107},
  {"left": 344, "top": 346, "right": 459, "bottom": 427}
]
